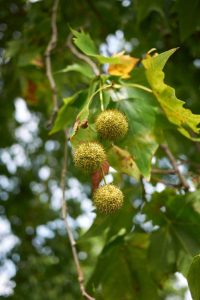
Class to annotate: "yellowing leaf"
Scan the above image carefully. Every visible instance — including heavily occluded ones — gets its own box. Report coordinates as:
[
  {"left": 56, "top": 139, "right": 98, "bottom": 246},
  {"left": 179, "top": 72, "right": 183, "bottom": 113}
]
[
  {"left": 108, "top": 145, "right": 141, "bottom": 180},
  {"left": 108, "top": 52, "right": 139, "bottom": 78},
  {"left": 142, "top": 48, "right": 200, "bottom": 140}
]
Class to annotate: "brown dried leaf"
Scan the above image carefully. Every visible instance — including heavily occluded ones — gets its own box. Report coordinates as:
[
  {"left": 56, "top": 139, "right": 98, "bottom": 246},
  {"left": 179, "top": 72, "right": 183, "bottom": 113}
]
[{"left": 92, "top": 160, "right": 110, "bottom": 192}]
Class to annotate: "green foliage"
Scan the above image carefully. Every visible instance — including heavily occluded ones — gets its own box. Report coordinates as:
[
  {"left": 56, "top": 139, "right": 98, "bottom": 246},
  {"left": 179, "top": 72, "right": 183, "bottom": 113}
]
[
  {"left": 116, "top": 94, "right": 160, "bottom": 179},
  {"left": 57, "top": 63, "right": 94, "bottom": 78},
  {"left": 187, "top": 254, "right": 200, "bottom": 300},
  {"left": 176, "top": 0, "right": 200, "bottom": 40},
  {"left": 53, "top": 32, "right": 200, "bottom": 178},
  {"left": 1, "top": 1, "right": 200, "bottom": 299},
  {"left": 143, "top": 49, "right": 200, "bottom": 140},
  {"left": 136, "top": 0, "right": 164, "bottom": 24},
  {"left": 145, "top": 190, "right": 200, "bottom": 275},
  {"left": 87, "top": 233, "right": 159, "bottom": 300},
  {"left": 107, "top": 145, "right": 140, "bottom": 180},
  {"left": 71, "top": 29, "right": 120, "bottom": 64},
  {"left": 50, "top": 91, "right": 86, "bottom": 134}
]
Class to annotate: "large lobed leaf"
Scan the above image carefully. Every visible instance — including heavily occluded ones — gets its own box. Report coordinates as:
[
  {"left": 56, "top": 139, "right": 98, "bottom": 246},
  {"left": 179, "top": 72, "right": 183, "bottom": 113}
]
[
  {"left": 87, "top": 233, "right": 159, "bottom": 300},
  {"left": 145, "top": 189, "right": 200, "bottom": 276},
  {"left": 143, "top": 49, "right": 200, "bottom": 140},
  {"left": 115, "top": 89, "right": 161, "bottom": 179}
]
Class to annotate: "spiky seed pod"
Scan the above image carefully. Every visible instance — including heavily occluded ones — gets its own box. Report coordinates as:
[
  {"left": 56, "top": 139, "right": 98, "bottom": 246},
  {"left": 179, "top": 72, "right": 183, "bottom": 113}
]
[
  {"left": 93, "top": 184, "right": 124, "bottom": 214},
  {"left": 95, "top": 109, "right": 128, "bottom": 141},
  {"left": 74, "top": 142, "right": 106, "bottom": 173}
]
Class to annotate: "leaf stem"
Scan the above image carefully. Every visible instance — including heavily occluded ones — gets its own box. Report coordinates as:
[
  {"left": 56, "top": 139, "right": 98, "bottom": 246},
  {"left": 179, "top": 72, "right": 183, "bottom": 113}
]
[
  {"left": 121, "top": 82, "right": 153, "bottom": 93},
  {"left": 88, "top": 84, "right": 112, "bottom": 104},
  {"left": 99, "top": 80, "right": 104, "bottom": 111}
]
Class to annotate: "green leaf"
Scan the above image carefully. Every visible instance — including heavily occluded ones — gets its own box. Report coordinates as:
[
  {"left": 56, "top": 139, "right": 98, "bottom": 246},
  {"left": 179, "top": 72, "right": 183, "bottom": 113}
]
[
  {"left": 68, "top": 80, "right": 99, "bottom": 146},
  {"left": 70, "top": 124, "right": 98, "bottom": 148},
  {"left": 187, "top": 254, "right": 200, "bottom": 300},
  {"left": 5, "top": 40, "right": 21, "bottom": 58},
  {"left": 49, "top": 106, "right": 77, "bottom": 135},
  {"left": 87, "top": 233, "right": 159, "bottom": 300},
  {"left": 71, "top": 28, "right": 97, "bottom": 54},
  {"left": 108, "top": 145, "right": 141, "bottom": 180},
  {"left": 145, "top": 189, "right": 200, "bottom": 275},
  {"left": 176, "top": 0, "right": 200, "bottom": 41},
  {"left": 135, "top": 0, "right": 164, "bottom": 24},
  {"left": 50, "top": 91, "right": 86, "bottom": 134},
  {"left": 18, "top": 51, "right": 40, "bottom": 67},
  {"left": 116, "top": 90, "right": 160, "bottom": 179},
  {"left": 142, "top": 49, "right": 200, "bottom": 140},
  {"left": 148, "top": 228, "right": 176, "bottom": 281},
  {"left": 71, "top": 29, "right": 120, "bottom": 64},
  {"left": 79, "top": 193, "right": 135, "bottom": 242},
  {"left": 56, "top": 63, "right": 94, "bottom": 78},
  {"left": 75, "top": 80, "right": 99, "bottom": 123}
]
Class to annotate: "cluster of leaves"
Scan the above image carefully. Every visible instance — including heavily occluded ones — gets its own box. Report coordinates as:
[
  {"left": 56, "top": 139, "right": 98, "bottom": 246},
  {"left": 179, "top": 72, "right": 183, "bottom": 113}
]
[
  {"left": 49, "top": 29, "right": 200, "bottom": 298},
  {"left": 53, "top": 30, "right": 200, "bottom": 180}
]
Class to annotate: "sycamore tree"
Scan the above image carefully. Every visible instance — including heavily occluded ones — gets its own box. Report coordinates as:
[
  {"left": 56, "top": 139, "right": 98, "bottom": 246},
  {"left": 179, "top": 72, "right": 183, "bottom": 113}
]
[{"left": 1, "top": 0, "right": 200, "bottom": 299}]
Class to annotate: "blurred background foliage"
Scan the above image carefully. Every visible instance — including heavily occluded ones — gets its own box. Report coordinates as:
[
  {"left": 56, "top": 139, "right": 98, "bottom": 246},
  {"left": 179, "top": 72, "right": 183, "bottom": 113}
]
[{"left": 1, "top": 0, "right": 200, "bottom": 299}]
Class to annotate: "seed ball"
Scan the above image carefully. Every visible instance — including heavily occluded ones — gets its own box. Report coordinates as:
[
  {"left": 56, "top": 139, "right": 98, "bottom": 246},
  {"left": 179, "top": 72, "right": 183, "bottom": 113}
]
[
  {"left": 74, "top": 142, "right": 106, "bottom": 173},
  {"left": 95, "top": 109, "right": 128, "bottom": 141},
  {"left": 93, "top": 184, "right": 124, "bottom": 214}
]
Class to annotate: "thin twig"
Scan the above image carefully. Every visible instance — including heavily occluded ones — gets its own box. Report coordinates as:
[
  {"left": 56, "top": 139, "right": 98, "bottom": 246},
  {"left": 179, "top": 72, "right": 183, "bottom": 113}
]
[
  {"left": 60, "top": 131, "right": 95, "bottom": 300},
  {"left": 66, "top": 34, "right": 100, "bottom": 76},
  {"left": 179, "top": 158, "right": 200, "bottom": 169},
  {"left": 151, "top": 168, "right": 176, "bottom": 175},
  {"left": 45, "top": 0, "right": 59, "bottom": 125},
  {"left": 160, "top": 144, "right": 190, "bottom": 191},
  {"left": 151, "top": 176, "right": 181, "bottom": 189}
]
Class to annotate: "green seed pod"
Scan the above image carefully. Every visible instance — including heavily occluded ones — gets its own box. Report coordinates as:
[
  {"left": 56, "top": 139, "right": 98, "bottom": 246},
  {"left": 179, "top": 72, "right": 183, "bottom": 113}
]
[
  {"left": 95, "top": 109, "right": 128, "bottom": 141},
  {"left": 93, "top": 184, "right": 124, "bottom": 214},
  {"left": 74, "top": 142, "right": 106, "bottom": 173}
]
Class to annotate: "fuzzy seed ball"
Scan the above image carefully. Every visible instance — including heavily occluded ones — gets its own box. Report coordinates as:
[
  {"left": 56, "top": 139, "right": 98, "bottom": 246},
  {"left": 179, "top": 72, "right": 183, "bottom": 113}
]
[
  {"left": 95, "top": 109, "right": 128, "bottom": 141},
  {"left": 74, "top": 142, "right": 106, "bottom": 173},
  {"left": 93, "top": 184, "right": 124, "bottom": 214}
]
